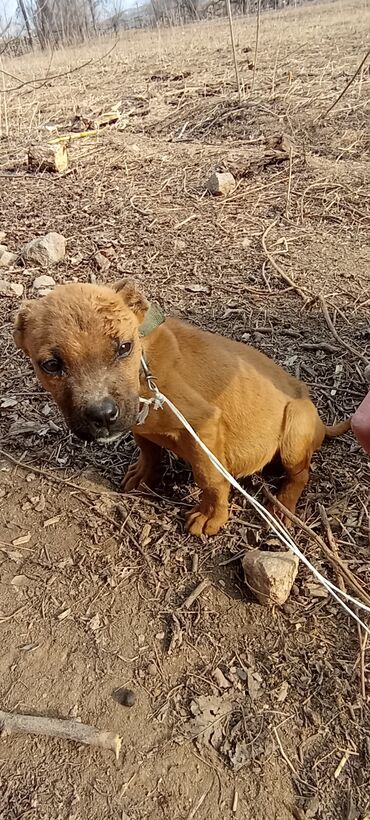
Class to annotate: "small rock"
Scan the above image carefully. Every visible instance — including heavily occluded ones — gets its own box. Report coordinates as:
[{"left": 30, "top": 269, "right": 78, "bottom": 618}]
[
  {"left": 235, "top": 666, "right": 247, "bottom": 682},
  {"left": 174, "top": 239, "right": 186, "bottom": 252},
  {"left": 114, "top": 687, "right": 136, "bottom": 708},
  {"left": 33, "top": 274, "right": 56, "bottom": 290},
  {"left": 70, "top": 252, "right": 83, "bottom": 266},
  {"left": 94, "top": 251, "right": 111, "bottom": 272},
  {"left": 242, "top": 549, "right": 299, "bottom": 606},
  {"left": 21, "top": 232, "right": 66, "bottom": 267},
  {"left": 0, "top": 250, "right": 18, "bottom": 268},
  {"left": 11, "top": 282, "right": 24, "bottom": 297},
  {"left": 241, "top": 237, "right": 251, "bottom": 249},
  {"left": 269, "top": 132, "right": 296, "bottom": 155},
  {"left": 0, "top": 279, "right": 23, "bottom": 297},
  {"left": 0, "top": 244, "right": 7, "bottom": 255},
  {"left": 0, "top": 231, "right": 6, "bottom": 242},
  {"left": 207, "top": 171, "right": 236, "bottom": 196},
  {"left": 147, "top": 662, "right": 157, "bottom": 676}
]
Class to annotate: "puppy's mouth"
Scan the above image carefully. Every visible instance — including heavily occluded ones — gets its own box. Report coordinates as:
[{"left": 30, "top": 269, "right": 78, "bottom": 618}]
[
  {"left": 96, "top": 431, "right": 125, "bottom": 445},
  {"left": 70, "top": 401, "right": 141, "bottom": 444}
]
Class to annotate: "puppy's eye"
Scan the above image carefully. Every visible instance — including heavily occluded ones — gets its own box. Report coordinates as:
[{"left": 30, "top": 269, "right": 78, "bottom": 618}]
[
  {"left": 117, "top": 341, "right": 132, "bottom": 359},
  {"left": 40, "top": 357, "right": 64, "bottom": 376}
]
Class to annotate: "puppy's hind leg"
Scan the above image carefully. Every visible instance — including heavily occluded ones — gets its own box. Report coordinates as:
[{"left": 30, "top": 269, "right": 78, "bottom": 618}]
[
  {"left": 121, "top": 434, "right": 162, "bottom": 492},
  {"left": 274, "top": 399, "right": 325, "bottom": 525}
]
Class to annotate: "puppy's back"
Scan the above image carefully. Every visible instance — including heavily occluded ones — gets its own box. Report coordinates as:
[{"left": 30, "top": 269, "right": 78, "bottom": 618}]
[{"left": 166, "top": 318, "right": 308, "bottom": 401}]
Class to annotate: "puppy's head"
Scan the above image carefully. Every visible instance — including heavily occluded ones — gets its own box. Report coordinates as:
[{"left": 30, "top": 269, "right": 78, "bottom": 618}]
[{"left": 14, "top": 280, "right": 149, "bottom": 443}]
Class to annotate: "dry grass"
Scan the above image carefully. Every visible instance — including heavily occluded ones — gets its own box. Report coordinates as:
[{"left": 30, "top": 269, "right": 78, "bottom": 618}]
[{"left": 0, "top": 2, "right": 370, "bottom": 819}]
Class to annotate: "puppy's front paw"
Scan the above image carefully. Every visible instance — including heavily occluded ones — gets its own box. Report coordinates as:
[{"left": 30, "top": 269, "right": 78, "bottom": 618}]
[
  {"left": 121, "top": 461, "right": 154, "bottom": 493},
  {"left": 186, "top": 506, "right": 229, "bottom": 537}
]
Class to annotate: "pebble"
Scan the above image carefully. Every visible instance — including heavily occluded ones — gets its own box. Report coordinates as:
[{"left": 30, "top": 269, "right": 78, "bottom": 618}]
[
  {"left": 0, "top": 279, "right": 23, "bottom": 297},
  {"left": 94, "top": 251, "right": 111, "bottom": 272},
  {"left": 115, "top": 688, "right": 136, "bottom": 708},
  {"left": 33, "top": 274, "right": 56, "bottom": 290},
  {"left": 0, "top": 250, "right": 18, "bottom": 268},
  {"left": 207, "top": 171, "right": 236, "bottom": 196}
]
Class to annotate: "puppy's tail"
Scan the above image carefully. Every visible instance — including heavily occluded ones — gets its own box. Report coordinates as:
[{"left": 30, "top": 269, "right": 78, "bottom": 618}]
[{"left": 325, "top": 418, "right": 352, "bottom": 439}]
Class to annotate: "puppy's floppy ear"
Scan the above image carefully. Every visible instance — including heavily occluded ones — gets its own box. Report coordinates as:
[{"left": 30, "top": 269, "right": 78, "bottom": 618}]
[
  {"left": 14, "top": 300, "right": 33, "bottom": 354},
  {"left": 112, "top": 278, "right": 149, "bottom": 324}
]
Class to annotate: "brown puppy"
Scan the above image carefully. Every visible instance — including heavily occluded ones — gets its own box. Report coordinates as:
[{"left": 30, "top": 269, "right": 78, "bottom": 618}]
[{"left": 14, "top": 280, "right": 351, "bottom": 536}]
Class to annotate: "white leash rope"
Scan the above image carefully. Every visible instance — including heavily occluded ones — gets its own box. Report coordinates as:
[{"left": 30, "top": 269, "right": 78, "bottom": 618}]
[{"left": 139, "top": 365, "right": 370, "bottom": 636}]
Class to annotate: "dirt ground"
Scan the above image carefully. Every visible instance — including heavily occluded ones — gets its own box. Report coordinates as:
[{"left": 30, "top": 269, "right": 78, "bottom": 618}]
[{"left": 0, "top": 2, "right": 370, "bottom": 818}]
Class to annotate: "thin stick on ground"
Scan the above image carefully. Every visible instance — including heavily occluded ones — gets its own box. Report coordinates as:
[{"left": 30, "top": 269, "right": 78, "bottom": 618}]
[
  {"left": 273, "top": 727, "right": 297, "bottom": 775},
  {"left": 286, "top": 147, "right": 293, "bottom": 218},
  {"left": 225, "top": 0, "right": 242, "bottom": 102},
  {"left": 252, "top": 0, "right": 261, "bottom": 93},
  {"left": 0, "top": 709, "right": 122, "bottom": 759},
  {"left": 183, "top": 579, "right": 211, "bottom": 610},
  {"left": 262, "top": 222, "right": 310, "bottom": 301},
  {"left": 319, "top": 296, "right": 369, "bottom": 366},
  {"left": 319, "top": 504, "right": 346, "bottom": 593},
  {"left": 357, "top": 625, "right": 368, "bottom": 700},
  {"left": 316, "top": 48, "right": 370, "bottom": 121}
]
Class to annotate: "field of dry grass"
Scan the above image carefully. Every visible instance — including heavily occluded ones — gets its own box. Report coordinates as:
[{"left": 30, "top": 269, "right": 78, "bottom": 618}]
[{"left": 0, "top": 2, "right": 370, "bottom": 818}]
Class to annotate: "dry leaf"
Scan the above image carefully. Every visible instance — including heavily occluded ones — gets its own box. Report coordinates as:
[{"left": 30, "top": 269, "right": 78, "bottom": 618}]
[
  {"left": 184, "top": 283, "right": 210, "bottom": 294},
  {"left": 12, "top": 532, "right": 31, "bottom": 546},
  {"left": 11, "top": 574, "right": 29, "bottom": 588},
  {"left": 185, "top": 695, "right": 233, "bottom": 750},
  {"left": 140, "top": 523, "right": 151, "bottom": 545},
  {"left": 247, "top": 670, "right": 262, "bottom": 701},
  {"left": 2, "top": 549, "right": 23, "bottom": 563},
  {"left": 213, "top": 667, "right": 232, "bottom": 689},
  {"left": 88, "top": 613, "right": 101, "bottom": 632},
  {"left": 43, "top": 516, "right": 61, "bottom": 528},
  {"left": 0, "top": 397, "right": 18, "bottom": 408},
  {"left": 57, "top": 608, "right": 71, "bottom": 621},
  {"left": 277, "top": 681, "right": 289, "bottom": 702}
]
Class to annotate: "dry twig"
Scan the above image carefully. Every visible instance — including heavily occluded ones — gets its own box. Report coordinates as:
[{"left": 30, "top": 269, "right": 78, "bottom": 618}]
[
  {"left": 317, "top": 49, "right": 370, "bottom": 121},
  {"left": 0, "top": 709, "right": 122, "bottom": 758},
  {"left": 319, "top": 296, "right": 369, "bottom": 366},
  {"left": 225, "top": 0, "right": 242, "bottom": 102},
  {"left": 183, "top": 579, "right": 211, "bottom": 610},
  {"left": 262, "top": 222, "right": 310, "bottom": 301}
]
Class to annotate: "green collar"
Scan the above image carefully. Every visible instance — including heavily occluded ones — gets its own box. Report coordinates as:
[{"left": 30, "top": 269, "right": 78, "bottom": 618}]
[{"left": 139, "top": 301, "right": 165, "bottom": 337}]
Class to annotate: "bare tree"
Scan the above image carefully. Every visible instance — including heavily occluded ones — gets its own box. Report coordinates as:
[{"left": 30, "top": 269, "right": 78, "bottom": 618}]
[{"left": 18, "top": 0, "right": 33, "bottom": 47}]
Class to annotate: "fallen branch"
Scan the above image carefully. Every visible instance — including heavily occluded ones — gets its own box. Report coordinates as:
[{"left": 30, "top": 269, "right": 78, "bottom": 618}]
[
  {"left": 263, "top": 486, "right": 370, "bottom": 608},
  {"left": 316, "top": 48, "right": 370, "bottom": 121},
  {"left": 1, "top": 41, "right": 117, "bottom": 94},
  {"left": 319, "top": 504, "right": 346, "bottom": 593},
  {"left": 319, "top": 296, "right": 369, "bottom": 366},
  {"left": 183, "top": 579, "right": 211, "bottom": 610},
  {"left": 261, "top": 223, "right": 310, "bottom": 302},
  {"left": 0, "top": 709, "right": 122, "bottom": 759}
]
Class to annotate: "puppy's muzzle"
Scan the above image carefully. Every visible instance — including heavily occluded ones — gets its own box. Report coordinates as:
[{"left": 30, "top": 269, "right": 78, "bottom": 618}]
[{"left": 73, "top": 396, "right": 139, "bottom": 443}]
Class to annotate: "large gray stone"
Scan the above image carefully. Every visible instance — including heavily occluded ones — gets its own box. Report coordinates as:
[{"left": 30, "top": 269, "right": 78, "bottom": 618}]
[{"left": 21, "top": 233, "right": 66, "bottom": 267}]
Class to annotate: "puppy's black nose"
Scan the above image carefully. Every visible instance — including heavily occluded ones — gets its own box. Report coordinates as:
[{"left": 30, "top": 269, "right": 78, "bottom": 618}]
[{"left": 85, "top": 398, "right": 119, "bottom": 428}]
